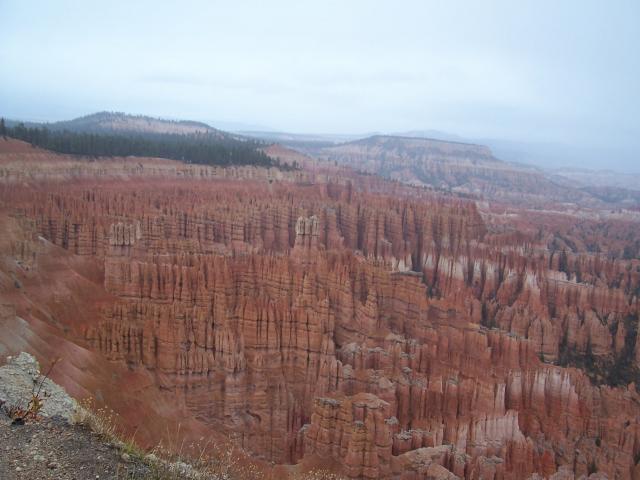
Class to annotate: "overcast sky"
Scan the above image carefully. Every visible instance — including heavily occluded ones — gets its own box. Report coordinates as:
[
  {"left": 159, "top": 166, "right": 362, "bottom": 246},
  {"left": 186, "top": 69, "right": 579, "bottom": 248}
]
[{"left": 1, "top": 1, "right": 638, "bottom": 170}]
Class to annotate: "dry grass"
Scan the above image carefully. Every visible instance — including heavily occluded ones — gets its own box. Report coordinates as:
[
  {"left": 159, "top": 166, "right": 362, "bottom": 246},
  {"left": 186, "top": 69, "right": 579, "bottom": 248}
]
[
  {"left": 73, "top": 401, "right": 260, "bottom": 479},
  {"left": 73, "top": 400, "right": 347, "bottom": 479},
  {"left": 73, "top": 398, "right": 119, "bottom": 439},
  {"left": 73, "top": 398, "right": 146, "bottom": 461},
  {"left": 292, "top": 471, "right": 347, "bottom": 480},
  {"left": 148, "top": 424, "right": 261, "bottom": 479}
]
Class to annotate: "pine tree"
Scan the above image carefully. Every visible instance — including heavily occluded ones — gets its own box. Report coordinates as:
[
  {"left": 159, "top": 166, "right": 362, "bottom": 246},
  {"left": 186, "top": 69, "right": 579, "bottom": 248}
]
[
  {"left": 558, "top": 249, "right": 569, "bottom": 274},
  {"left": 0, "top": 118, "right": 6, "bottom": 138}
]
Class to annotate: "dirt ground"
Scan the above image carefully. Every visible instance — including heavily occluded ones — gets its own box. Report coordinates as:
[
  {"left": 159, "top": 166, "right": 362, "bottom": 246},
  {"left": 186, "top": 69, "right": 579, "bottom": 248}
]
[{"left": 0, "top": 411, "right": 151, "bottom": 480}]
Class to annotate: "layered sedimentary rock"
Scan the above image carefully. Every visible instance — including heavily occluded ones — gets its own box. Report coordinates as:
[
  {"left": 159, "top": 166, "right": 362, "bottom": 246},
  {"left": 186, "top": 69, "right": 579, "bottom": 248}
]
[
  {"left": 1, "top": 140, "right": 640, "bottom": 479},
  {"left": 304, "top": 135, "right": 612, "bottom": 208}
]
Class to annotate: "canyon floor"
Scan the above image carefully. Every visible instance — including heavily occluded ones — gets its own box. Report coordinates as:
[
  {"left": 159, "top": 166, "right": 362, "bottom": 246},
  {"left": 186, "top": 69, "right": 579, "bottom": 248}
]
[{"left": 1, "top": 136, "right": 639, "bottom": 479}]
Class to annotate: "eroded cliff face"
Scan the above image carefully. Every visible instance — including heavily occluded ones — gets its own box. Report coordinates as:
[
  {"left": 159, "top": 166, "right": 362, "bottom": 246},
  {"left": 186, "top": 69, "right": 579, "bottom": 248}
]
[
  {"left": 304, "top": 135, "right": 611, "bottom": 209},
  {"left": 1, "top": 141, "right": 640, "bottom": 479}
]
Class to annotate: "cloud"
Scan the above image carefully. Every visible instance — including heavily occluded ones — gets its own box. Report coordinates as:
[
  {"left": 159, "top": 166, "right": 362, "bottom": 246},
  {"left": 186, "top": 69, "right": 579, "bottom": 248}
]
[{"left": 1, "top": 0, "right": 638, "bottom": 170}]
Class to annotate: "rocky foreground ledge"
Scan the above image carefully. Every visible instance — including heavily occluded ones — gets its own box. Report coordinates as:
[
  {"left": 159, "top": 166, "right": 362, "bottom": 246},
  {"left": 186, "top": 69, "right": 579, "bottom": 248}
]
[{"left": 0, "top": 353, "right": 216, "bottom": 480}]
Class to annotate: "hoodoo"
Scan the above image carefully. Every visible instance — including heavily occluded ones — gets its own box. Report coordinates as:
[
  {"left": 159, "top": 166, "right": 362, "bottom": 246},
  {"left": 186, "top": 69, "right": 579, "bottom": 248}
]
[{"left": 1, "top": 135, "right": 639, "bottom": 478}]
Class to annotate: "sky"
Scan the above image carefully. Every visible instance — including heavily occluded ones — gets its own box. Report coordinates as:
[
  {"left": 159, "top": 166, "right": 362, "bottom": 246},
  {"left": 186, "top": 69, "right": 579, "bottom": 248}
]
[{"left": 1, "top": 0, "right": 639, "bottom": 171}]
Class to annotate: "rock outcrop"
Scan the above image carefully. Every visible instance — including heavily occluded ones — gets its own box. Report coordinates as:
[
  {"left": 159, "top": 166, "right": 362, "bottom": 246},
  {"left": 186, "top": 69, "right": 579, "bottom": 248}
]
[{"left": 0, "top": 353, "right": 77, "bottom": 421}]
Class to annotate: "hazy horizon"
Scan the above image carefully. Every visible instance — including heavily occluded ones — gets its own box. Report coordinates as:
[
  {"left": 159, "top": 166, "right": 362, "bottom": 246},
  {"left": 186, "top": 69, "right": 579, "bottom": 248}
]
[{"left": 1, "top": 0, "right": 639, "bottom": 171}]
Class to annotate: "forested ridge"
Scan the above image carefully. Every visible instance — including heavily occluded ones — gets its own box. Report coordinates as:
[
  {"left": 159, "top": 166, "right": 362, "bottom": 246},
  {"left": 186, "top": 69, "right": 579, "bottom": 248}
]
[{"left": 0, "top": 117, "right": 280, "bottom": 168}]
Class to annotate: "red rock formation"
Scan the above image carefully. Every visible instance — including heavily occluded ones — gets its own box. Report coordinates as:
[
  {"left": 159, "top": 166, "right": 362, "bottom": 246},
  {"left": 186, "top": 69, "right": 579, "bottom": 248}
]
[{"left": 1, "top": 142, "right": 640, "bottom": 478}]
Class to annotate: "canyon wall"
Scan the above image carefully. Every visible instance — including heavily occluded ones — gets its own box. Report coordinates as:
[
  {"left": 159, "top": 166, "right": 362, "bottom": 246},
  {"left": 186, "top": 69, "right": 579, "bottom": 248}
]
[{"left": 1, "top": 140, "right": 640, "bottom": 479}]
